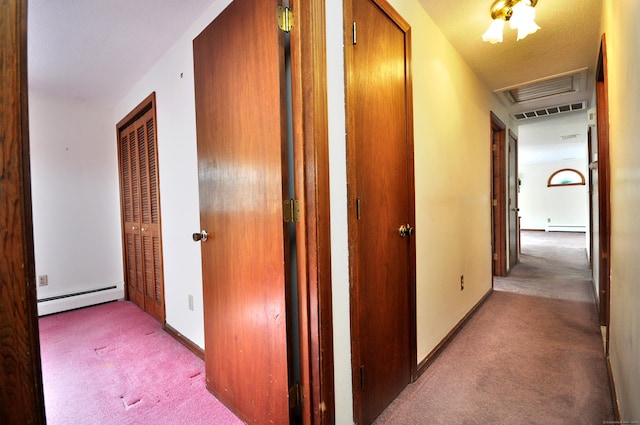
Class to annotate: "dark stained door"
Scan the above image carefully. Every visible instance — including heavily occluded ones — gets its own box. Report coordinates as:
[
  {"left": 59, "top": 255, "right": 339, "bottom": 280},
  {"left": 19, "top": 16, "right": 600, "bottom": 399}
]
[
  {"left": 346, "top": 0, "right": 416, "bottom": 423},
  {"left": 0, "top": 0, "right": 46, "bottom": 422},
  {"left": 508, "top": 130, "right": 519, "bottom": 269},
  {"left": 193, "top": 1, "right": 291, "bottom": 423},
  {"left": 490, "top": 113, "right": 507, "bottom": 277}
]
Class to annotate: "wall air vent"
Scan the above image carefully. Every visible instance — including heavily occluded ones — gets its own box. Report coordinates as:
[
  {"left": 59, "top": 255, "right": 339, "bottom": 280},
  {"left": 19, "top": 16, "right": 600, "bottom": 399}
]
[
  {"left": 496, "top": 68, "right": 588, "bottom": 106},
  {"left": 512, "top": 101, "right": 586, "bottom": 121},
  {"left": 505, "top": 75, "right": 578, "bottom": 103}
]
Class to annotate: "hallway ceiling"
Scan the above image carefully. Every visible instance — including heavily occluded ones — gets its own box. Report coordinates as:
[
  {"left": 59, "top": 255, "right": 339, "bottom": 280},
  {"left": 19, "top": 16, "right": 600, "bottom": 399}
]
[
  {"left": 28, "top": 0, "right": 602, "bottom": 115},
  {"left": 419, "top": 0, "right": 603, "bottom": 116},
  {"left": 28, "top": 0, "right": 602, "bottom": 174}
]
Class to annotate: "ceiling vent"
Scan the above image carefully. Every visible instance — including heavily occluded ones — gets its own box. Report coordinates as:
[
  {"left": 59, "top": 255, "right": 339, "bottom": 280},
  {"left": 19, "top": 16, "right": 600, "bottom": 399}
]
[
  {"left": 512, "top": 101, "right": 587, "bottom": 120},
  {"left": 496, "top": 68, "right": 588, "bottom": 105}
]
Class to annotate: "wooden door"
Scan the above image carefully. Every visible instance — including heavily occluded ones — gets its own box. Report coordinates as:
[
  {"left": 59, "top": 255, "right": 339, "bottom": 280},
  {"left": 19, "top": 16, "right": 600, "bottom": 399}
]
[
  {"left": 117, "top": 95, "right": 165, "bottom": 323},
  {"left": 345, "top": 0, "right": 416, "bottom": 423},
  {"left": 193, "top": 0, "right": 291, "bottom": 423},
  {"left": 508, "top": 130, "right": 519, "bottom": 270},
  {"left": 490, "top": 112, "right": 507, "bottom": 277},
  {"left": 0, "top": 0, "right": 47, "bottom": 422},
  {"left": 596, "top": 35, "right": 611, "bottom": 334}
]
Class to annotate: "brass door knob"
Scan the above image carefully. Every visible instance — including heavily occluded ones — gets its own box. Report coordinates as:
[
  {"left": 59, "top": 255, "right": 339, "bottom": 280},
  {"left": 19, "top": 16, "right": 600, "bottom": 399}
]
[
  {"left": 192, "top": 230, "right": 208, "bottom": 242},
  {"left": 398, "top": 224, "right": 415, "bottom": 238}
]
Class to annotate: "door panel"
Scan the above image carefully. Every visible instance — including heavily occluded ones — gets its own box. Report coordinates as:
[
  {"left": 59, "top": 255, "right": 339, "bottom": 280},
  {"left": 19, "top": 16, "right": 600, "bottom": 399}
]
[
  {"left": 346, "top": 0, "right": 415, "bottom": 423},
  {"left": 490, "top": 113, "right": 507, "bottom": 277},
  {"left": 508, "top": 130, "right": 519, "bottom": 269},
  {"left": 193, "top": 0, "right": 290, "bottom": 423},
  {"left": 118, "top": 104, "right": 165, "bottom": 323}
]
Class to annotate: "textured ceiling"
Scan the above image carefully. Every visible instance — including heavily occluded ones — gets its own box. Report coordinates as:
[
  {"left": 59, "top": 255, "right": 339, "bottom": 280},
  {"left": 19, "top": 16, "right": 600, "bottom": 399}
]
[
  {"left": 418, "top": 0, "right": 603, "bottom": 114},
  {"left": 28, "top": 0, "right": 600, "bottom": 164},
  {"left": 28, "top": 0, "right": 219, "bottom": 106},
  {"left": 419, "top": 0, "right": 602, "bottom": 165}
]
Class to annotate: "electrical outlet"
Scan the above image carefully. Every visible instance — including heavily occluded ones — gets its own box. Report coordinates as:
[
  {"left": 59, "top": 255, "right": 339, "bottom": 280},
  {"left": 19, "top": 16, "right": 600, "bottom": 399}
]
[
  {"left": 460, "top": 275, "right": 464, "bottom": 291},
  {"left": 38, "top": 275, "right": 48, "bottom": 287},
  {"left": 188, "top": 294, "right": 194, "bottom": 311}
]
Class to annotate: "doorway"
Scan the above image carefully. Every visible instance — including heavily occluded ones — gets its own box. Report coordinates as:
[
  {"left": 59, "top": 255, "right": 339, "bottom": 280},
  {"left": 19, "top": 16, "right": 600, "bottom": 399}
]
[
  {"left": 344, "top": 0, "right": 417, "bottom": 423},
  {"left": 508, "top": 130, "right": 520, "bottom": 269},
  {"left": 1, "top": 0, "right": 335, "bottom": 423},
  {"left": 491, "top": 112, "right": 508, "bottom": 277},
  {"left": 192, "top": 0, "right": 335, "bottom": 423}
]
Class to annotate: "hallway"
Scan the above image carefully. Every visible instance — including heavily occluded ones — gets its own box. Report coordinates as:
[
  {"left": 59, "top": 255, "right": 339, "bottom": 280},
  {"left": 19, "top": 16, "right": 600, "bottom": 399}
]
[{"left": 374, "top": 231, "right": 614, "bottom": 424}]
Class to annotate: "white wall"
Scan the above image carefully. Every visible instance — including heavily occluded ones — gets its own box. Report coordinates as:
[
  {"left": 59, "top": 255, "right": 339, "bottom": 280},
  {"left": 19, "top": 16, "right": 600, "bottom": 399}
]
[
  {"left": 518, "top": 159, "right": 589, "bottom": 231},
  {"left": 29, "top": 92, "right": 124, "bottom": 312},
  {"left": 325, "top": 1, "right": 352, "bottom": 422},
  {"left": 113, "top": 0, "right": 232, "bottom": 349},
  {"left": 327, "top": 0, "right": 512, "bottom": 422},
  {"left": 601, "top": 0, "right": 640, "bottom": 421}
]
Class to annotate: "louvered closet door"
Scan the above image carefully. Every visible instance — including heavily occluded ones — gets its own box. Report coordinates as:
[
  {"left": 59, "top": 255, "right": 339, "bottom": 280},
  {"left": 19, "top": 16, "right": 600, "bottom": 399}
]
[
  {"left": 120, "top": 127, "right": 145, "bottom": 309},
  {"left": 118, "top": 104, "right": 165, "bottom": 323},
  {"left": 135, "top": 110, "right": 164, "bottom": 322}
]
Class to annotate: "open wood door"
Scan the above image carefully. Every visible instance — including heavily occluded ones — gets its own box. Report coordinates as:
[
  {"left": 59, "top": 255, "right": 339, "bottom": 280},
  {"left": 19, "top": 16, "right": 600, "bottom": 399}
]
[{"left": 193, "top": 0, "right": 292, "bottom": 423}]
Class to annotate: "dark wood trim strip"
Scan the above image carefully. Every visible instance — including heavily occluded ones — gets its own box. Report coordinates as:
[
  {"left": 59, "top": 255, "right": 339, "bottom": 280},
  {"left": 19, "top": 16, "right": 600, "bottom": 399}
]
[
  {"left": 606, "top": 355, "right": 621, "bottom": 421},
  {"left": 116, "top": 92, "right": 156, "bottom": 130},
  {"left": 0, "top": 0, "right": 47, "bottom": 422},
  {"left": 291, "top": 0, "right": 335, "bottom": 422},
  {"left": 164, "top": 324, "right": 205, "bottom": 360},
  {"left": 416, "top": 289, "right": 493, "bottom": 377}
]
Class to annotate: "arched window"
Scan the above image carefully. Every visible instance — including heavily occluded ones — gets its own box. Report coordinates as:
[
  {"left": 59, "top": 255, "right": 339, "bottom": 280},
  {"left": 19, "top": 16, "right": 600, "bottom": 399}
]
[{"left": 547, "top": 168, "right": 586, "bottom": 187}]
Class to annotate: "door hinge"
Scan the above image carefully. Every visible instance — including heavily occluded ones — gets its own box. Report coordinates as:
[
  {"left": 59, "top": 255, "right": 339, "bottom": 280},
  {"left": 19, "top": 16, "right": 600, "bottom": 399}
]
[
  {"left": 289, "top": 383, "right": 304, "bottom": 408},
  {"left": 356, "top": 197, "right": 361, "bottom": 220},
  {"left": 277, "top": 6, "right": 294, "bottom": 33},
  {"left": 492, "top": 143, "right": 497, "bottom": 152},
  {"left": 360, "top": 365, "right": 365, "bottom": 388},
  {"left": 352, "top": 21, "right": 357, "bottom": 45},
  {"left": 493, "top": 253, "right": 498, "bottom": 260},
  {"left": 492, "top": 199, "right": 498, "bottom": 206},
  {"left": 283, "top": 199, "right": 301, "bottom": 223}
]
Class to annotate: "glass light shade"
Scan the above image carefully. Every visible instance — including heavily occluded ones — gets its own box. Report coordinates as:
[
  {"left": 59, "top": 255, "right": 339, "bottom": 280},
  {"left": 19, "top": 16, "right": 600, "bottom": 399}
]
[
  {"left": 510, "top": 1, "right": 540, "bottom": 40},
  {"left": 482, "top": 19, "right": 505, "bottom": 44}
]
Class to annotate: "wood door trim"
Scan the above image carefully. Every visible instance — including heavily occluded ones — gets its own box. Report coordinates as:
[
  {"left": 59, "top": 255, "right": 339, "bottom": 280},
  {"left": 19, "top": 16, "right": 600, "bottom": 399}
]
[
  {"left": 290, "top": 0, "right": 336, "bottom": 423},
  {"left": 596, "top": 34, "right": 611, "bottom": 337},
  {"left": 0, "top": 1, "right": 47, "bottom": 422},
  {"left": 587, "top": 127, "right": 595, "bottom": 267},
  {"left": 490, "top": 112, "right": 507, "bottom": 277},
  {"left": 508, "top": 129, "right": 519, "bottom": 269}
]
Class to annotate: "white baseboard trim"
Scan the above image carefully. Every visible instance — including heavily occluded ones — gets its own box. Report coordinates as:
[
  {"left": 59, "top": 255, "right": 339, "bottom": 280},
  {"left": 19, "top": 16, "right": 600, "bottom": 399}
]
[{"left": 37, "top": 283, "right": 125, "bottom": 316}]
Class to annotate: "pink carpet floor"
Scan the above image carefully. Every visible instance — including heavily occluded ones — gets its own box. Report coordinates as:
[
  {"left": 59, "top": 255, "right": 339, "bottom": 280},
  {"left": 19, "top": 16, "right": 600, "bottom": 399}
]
[{"left": 39, "top": 301, "right": 243, "bottom": 425}]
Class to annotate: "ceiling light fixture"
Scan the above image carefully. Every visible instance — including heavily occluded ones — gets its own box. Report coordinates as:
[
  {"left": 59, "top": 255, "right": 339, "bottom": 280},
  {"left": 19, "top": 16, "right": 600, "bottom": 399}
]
[{"left": 482, "top": 0, "right": 540, "bottom": 44}]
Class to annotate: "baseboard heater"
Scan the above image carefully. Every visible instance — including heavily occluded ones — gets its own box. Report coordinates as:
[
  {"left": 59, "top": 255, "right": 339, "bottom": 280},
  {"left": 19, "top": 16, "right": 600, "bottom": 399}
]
[
  {"left": 38, "top": 285, "right": 117, "bottom": 303},
  {"left": 37, "top": 284, "right": 124, "bottom": 316},
  {"left": 546, "top": 225, "right": 586, "bottom": 232}
]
